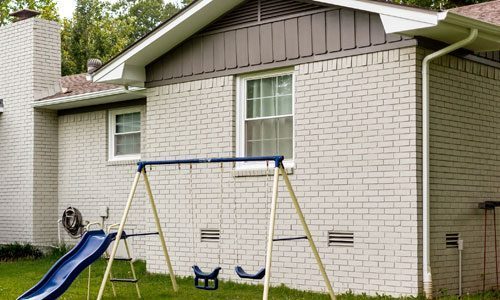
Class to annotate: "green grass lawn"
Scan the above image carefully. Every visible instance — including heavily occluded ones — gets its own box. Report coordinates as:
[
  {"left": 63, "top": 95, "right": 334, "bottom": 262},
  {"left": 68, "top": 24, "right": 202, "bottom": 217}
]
[{"left": 1, "top": 255, "right": 500, "bottom": 299}]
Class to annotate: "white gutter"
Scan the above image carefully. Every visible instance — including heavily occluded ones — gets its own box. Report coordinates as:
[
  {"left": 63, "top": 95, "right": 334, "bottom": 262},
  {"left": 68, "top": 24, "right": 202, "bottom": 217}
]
[{"left": 421, "top": 27, "right": 478, "bottom": 299}]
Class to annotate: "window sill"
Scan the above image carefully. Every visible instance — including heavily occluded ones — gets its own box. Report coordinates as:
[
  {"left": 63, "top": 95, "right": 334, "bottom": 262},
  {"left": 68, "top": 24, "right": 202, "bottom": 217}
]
[
  {"left": 106, "top": 159, "right": 140, "bottom": 167},
  {"left": 233, "top": 163, "right": 295, "bottom": 177}
]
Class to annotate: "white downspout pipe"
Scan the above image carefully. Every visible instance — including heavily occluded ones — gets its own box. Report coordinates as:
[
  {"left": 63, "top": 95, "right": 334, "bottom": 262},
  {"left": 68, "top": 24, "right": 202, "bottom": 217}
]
[{"left": 422, "top": 28, "right": 478, "bottom": 299}]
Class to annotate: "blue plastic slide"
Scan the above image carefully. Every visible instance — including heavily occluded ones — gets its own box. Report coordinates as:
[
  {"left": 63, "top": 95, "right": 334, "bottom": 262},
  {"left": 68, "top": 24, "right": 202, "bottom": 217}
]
[{"left": 18, "top": 230, "right": 116, "bottom": 300}]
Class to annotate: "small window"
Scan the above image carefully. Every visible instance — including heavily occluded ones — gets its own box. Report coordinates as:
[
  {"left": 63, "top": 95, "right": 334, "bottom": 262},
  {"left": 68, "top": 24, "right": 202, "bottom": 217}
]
[
  {"left": 237, "top": 70, "right": 294, "bottom": 168},
  {"left": 109, "top": 107, "right": 141, "bottom": 161}
]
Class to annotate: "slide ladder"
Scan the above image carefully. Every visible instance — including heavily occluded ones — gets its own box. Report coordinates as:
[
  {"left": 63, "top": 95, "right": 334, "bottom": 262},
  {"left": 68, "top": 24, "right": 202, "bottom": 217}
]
[{"left": 105, "top": 237, "right": 141, "bottom": 298}]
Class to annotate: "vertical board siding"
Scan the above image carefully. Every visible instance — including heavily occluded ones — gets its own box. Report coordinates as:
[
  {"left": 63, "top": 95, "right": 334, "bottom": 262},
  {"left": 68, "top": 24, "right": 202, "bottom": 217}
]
[
  {"left": 146, "top": 7, "right": 408, "bottom": 86},
  {"left": 326, "top": 10, "right": 341, "bottom": 52},
  {"left": 298, "top": 15, "right": 313, "bottom": 57},
  {"left": 477, "top": 51, "right": 500, "bottom": 63},
  {"left": 312, "top": 13, "right": 327, "bottom": 55}
]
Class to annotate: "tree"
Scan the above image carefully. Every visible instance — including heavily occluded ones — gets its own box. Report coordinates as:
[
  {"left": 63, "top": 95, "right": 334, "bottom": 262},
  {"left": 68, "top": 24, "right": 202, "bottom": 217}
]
[
  {"left": 0, "top": 0, "right": 59, "bottom": 25},
  {"left": 61, "top": 0, "right": 132, "bottom": 75},
  {"left": 62, "top": 0, "right": 191, "bottom": 75},
  {"left": 112, "top": 0, "right": 180, "bottom": 41}
]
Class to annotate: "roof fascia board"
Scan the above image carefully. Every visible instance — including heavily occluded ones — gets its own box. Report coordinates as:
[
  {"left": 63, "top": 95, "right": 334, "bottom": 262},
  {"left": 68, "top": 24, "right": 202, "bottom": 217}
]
[
  {"left": 312, "top": 0, "right": 443, "bottom": 24},
  {"left": 33, "top": 87, "right": 146, "bottom": 109},
  {"left": 93, "top": 0, "right": 217, "bottom": 83}
]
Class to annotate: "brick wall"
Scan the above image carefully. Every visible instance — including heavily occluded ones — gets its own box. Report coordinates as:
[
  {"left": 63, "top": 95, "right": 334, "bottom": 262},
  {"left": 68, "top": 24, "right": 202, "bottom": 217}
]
[
  {"left": 422, "top": 49, "right": 500, "bottom": 295},
  {"left": 0, "top": 18, "right": 60, "bottom": 244},
  {"left": 56, "top": 47, "right": 420, "bottom": 296}
]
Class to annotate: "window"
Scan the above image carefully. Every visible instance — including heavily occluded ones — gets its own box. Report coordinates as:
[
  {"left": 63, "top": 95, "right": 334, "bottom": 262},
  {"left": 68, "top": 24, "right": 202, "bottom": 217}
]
[
  {"left": 238, "top": 70, "right": 294, "bottom": 167},
  {"left": 109, "top": 107, "right": 141, "bottom": 161}
]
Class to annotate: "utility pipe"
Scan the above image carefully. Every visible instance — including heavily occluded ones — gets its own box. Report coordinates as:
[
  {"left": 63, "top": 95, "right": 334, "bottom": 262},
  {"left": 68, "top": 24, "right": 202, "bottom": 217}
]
[{"left": 422, "top": 28, "right": 478, "bottom": 299}]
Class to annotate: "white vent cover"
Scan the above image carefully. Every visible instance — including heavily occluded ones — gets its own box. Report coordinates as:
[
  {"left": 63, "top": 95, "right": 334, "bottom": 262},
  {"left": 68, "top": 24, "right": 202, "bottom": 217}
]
[
  {"left": 200, "top": 229, "right": 220, "bottom": 242},
  {"left": 446, "top": 233, "right": 460, "bottom": 249},
  {"left": 328, "top": 231, "right": 354, "bottom": 247}
]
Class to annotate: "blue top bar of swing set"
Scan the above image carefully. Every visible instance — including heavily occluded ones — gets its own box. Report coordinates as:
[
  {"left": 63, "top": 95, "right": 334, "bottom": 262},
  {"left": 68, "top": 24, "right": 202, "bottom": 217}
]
[{"left": 137, "top": 156, "right": 285, "bottom": 172}]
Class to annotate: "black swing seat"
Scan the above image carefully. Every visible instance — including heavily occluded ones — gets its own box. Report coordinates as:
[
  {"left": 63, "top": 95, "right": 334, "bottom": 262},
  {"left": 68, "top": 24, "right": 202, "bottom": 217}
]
[
  {"left": 235, "top": 266, "right": 266, "bottom": 280},
  {"left": 192, "top": 265, "right": 222, "bottom": 290}
]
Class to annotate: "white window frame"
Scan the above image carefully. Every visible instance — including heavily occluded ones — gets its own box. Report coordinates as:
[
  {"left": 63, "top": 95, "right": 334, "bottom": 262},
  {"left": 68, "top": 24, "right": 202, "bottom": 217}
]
[
  {"left": 236, "top": 68, "right": 295, "bottom": 170},
  {"left": 108, "top": 106, "right": 142, "bottom": 161}
]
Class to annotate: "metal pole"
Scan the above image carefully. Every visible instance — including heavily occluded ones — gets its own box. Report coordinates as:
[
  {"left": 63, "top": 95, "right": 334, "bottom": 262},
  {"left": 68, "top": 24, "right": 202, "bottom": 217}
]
[
  {"left": 87, "top": 265, "right": 91, "bottom": 300},
  {"left": 143, "top": 170, "right": 179, "bottom": 292},
  {"left": 263, "top": 167, "right": 280, "bottom": 300},
  {"left": 123, "top": 239, "right": 142, "bottom": 298},
  {"left": 97, "top": 171, "right": 141, "bottom": 300},
  {"left": 280, "top": 167, "right": 336, "bottom": 300}
]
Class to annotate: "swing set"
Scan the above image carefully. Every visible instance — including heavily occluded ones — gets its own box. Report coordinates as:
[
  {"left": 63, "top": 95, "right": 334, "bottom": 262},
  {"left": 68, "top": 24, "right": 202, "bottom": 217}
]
[{"left": 96, "top": 156, "right": 336, "bottom": 300}]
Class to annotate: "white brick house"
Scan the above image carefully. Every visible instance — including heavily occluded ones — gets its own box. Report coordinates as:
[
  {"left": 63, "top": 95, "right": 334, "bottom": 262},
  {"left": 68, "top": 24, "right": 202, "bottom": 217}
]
[{"left": 1, "top": 0, "right": 500, "bottom": 298}]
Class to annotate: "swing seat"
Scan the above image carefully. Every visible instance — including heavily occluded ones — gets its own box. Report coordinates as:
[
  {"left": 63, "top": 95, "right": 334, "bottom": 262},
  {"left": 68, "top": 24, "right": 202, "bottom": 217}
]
[
  {"left": 235, "top": 266, "right": 266, "bottom": 280},
  {"left": 192, "top": 265, "right": 222, "bottom": 290}
]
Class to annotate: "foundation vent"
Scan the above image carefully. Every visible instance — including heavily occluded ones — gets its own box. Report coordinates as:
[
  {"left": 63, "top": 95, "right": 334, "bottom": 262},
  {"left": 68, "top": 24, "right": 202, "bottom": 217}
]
[
  {"left": 328, "top": 231, "right": 354, "bottom": 247},
  {"left": 201, "top": 229, "right": 220, "bottom": 242},
  {"left": 446, "top": 233, "right": 460, "bottom": 249}
]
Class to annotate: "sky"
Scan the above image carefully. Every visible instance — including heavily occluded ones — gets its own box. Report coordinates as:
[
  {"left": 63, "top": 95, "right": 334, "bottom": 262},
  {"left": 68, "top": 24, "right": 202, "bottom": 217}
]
[{"left": 56, "top": 0, "right": 182, "bottom": 19}]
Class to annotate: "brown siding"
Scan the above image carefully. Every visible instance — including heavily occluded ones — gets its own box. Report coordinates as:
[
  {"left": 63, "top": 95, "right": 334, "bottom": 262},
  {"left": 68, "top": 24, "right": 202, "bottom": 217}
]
[
  {"left": 146, "top": 5, "right": 413, "bottom": 87},
  {"left": 477, "top": 51, "right": 500, "bottom": 63}
]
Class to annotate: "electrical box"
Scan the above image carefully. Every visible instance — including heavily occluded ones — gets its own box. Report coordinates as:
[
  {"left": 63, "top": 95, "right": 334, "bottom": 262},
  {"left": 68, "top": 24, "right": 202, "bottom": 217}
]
[{"left": 99, "top": 206, "right": 109, "bottom": 219}]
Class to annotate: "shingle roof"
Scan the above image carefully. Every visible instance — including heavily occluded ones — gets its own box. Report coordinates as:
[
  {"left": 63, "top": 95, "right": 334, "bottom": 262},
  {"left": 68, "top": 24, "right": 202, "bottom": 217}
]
[
  {"left": 451, "top": 0, "right": 500, "bottom": 26},
  {"left": 39, "top": 74, "right": 121, "bottom": 101}
]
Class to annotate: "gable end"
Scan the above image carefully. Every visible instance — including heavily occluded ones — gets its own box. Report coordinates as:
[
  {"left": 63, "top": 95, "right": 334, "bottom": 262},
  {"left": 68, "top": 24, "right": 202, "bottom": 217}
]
[{"left": 145, "top": 1, "right": 414, "bottom": 87}]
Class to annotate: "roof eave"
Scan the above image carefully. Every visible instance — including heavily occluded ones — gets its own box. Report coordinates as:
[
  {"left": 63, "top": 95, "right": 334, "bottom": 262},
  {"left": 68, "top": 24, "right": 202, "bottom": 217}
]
[
  {"left": 92, "top": 0, "right": 245, "bottom": 86},
  {"left": 33, "top": 87, "right": 146, "bottom": 111},
  {"left": 397, "top": 12, "right": 500, "bottom": 52}
]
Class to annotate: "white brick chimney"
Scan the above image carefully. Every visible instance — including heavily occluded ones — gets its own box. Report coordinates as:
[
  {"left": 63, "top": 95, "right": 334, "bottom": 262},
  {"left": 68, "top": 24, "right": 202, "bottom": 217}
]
[{"left": 0, "top": 13, "right": 61, "bottom": 245}]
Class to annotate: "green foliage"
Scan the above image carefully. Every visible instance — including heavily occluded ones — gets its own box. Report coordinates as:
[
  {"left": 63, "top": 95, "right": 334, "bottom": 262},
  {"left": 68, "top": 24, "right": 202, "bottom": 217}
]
[
  {"left": 61, "top": 0, "right": 189, "bottom": 75},
  {"left": 0, "top": 0, "right": 59, "bottom": 25},
  {"left": 46, "top": 244, "right": 69, "bottom": 259},
  {"left": 0, "top": 243, "right": 43, "bottom": 261},
  {"left": 61, "top": 0, "right": 133, "bottom": 75},
  {"left": 398, "top": 0, "right": 491, "bottom": 10}
]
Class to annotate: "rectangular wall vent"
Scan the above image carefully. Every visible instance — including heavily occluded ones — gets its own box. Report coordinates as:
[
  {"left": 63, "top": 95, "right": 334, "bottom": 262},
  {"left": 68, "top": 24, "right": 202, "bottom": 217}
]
[
  {"left": 328, "top": 231, "right": 354, "bottom": 247},
  {"left": 200, "top": 229, "right": 220, "bottom": 242},
  {"left": 446, "top": 233, "right": 460, "bottom": 249}
]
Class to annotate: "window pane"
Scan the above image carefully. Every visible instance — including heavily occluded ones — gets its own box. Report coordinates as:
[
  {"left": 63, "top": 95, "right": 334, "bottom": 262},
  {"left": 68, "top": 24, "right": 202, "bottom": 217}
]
[
  {"left": 262, "top": 119, "right": 277, "bottom": 140},
  {"left": 261, "top": 97, "right": 276, "bottom": 117},
  {"left": 262, "top": 140, "right": 277, "bottom": 155},
  {"left": 246, "top": 120, "right": 262, "bottom": 141},
  {"left": 246, "top": 99, "right": 261, "bottom": 118},
  {"left": 277, "top": 95, "right": 292, "bottom": 115},
  {"left": 116, "top": 112, "right": 140, "bottom": 133},
  {"left": 277, "top": 117, "right": 293, "bottom": 139},
  {"left": 115, "top": 132, "right": 140, "bottom": 155},
  {"left": 246, "top": 141, "right": 262, "bottom": 157},
  {"left": 261, "top": 77, "right": 276, "bottom": 97},
  {"left": 277, "top": 75, "right": 292, "bottom": 96},
  {"left": 247, "top": 79, "right": 260, "bottom": 99},
  {"left": 278, "top": 139, "right": 292, "bottom": 158}
]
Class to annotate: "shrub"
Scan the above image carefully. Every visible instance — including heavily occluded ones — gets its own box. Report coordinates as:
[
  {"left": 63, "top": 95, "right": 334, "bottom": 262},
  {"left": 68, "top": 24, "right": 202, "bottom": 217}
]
[
  {"left": 47, "top": 244, "right": 69, "bottom": 258},
  {"left": 0, "top": 243, "right": 43, "bottom": 261}
]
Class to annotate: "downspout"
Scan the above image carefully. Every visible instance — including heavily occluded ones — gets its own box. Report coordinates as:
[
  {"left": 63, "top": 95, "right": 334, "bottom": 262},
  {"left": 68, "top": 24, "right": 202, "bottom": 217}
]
[{"left": 422, "top": 28, "right": 478, "bottom": 299}]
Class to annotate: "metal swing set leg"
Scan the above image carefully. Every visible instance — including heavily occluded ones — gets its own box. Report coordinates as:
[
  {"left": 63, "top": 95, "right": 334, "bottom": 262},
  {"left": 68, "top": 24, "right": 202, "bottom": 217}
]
[
  {"left": 262, "top": 165, "right": 336, "bottom": 300},
  {"left": 96, "top": 170, "right": 178, "bottom": 300}
]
